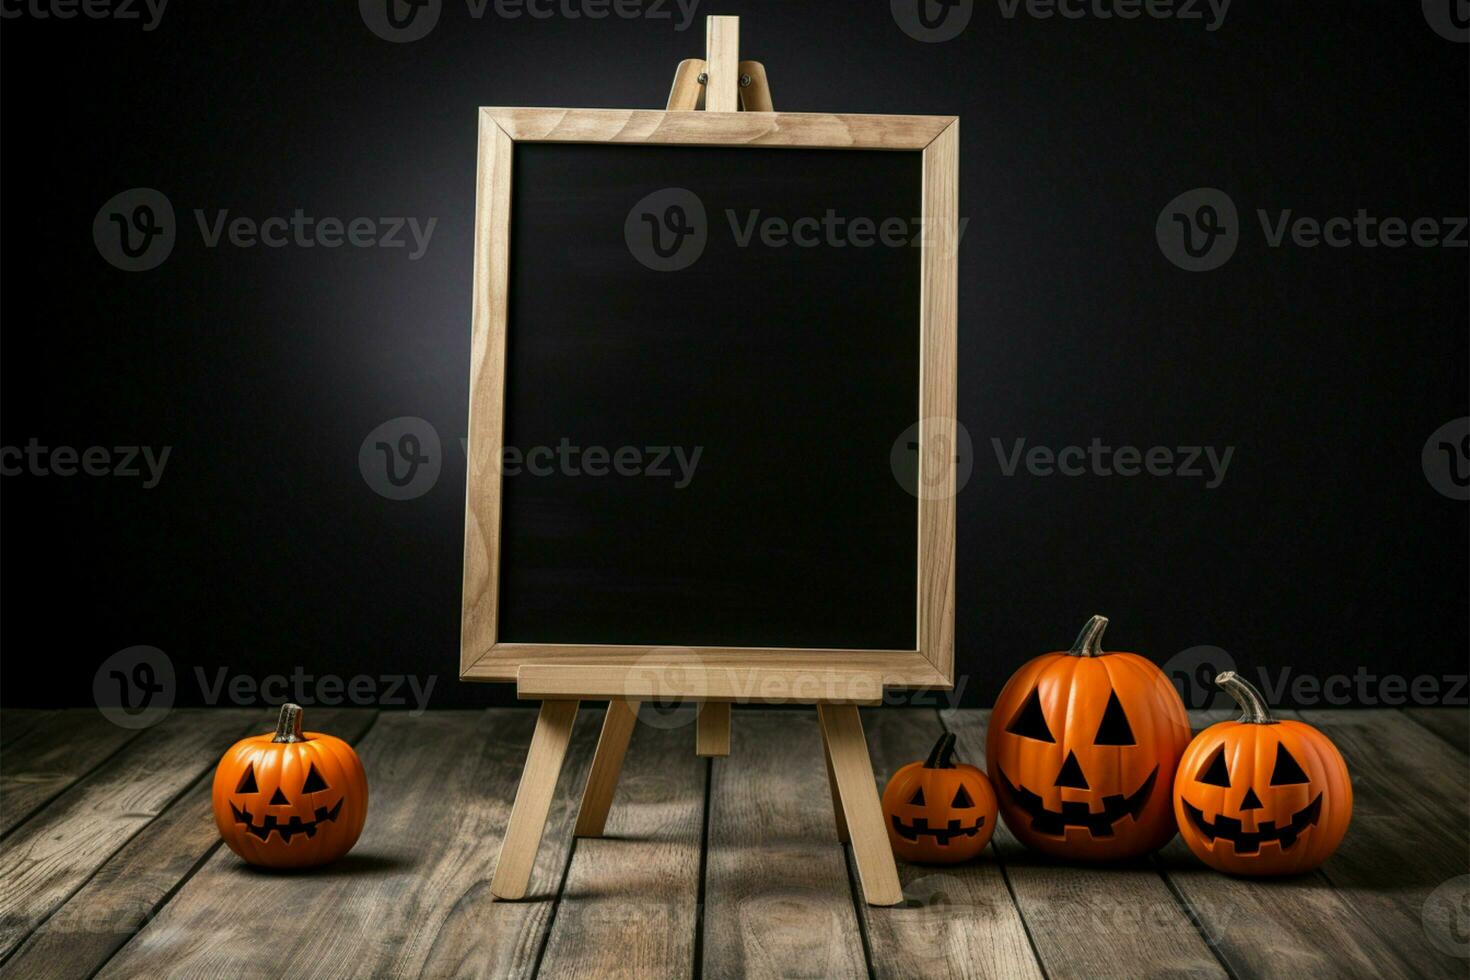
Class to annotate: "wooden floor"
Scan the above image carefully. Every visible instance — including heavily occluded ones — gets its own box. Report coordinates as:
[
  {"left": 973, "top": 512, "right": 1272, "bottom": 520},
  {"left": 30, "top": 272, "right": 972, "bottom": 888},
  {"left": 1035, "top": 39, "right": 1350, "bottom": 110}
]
[{"left": 0, "top": 705, "right": 1465, "bottom": 979}]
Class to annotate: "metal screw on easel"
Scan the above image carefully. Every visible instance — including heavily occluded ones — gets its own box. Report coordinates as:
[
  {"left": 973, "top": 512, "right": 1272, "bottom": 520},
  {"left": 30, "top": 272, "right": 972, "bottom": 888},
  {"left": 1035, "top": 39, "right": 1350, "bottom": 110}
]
[
  {"left": 740, "top": 73, "right": 752, "bottom": 87},
  {"left": 697, "top": 72, "right": 708, "bottom": 85}
]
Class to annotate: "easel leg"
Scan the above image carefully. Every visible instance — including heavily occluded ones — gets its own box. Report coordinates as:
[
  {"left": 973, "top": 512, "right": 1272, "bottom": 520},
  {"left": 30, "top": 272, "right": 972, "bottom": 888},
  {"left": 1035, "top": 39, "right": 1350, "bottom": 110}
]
[
  {"left": 696, "top": 701, "right": 731, "bottom": 757},
  {"left": 491, "top": 699, "right": 580, "bottom": 900},
  {"left": 574, "top": 699, "right": 639, "bottom": 838},
  {"left": 816, "top": 703, "right": 902, "bottom": 907},
  {"left": 820, "top": 726, "right": 851, "bottom": 844}
]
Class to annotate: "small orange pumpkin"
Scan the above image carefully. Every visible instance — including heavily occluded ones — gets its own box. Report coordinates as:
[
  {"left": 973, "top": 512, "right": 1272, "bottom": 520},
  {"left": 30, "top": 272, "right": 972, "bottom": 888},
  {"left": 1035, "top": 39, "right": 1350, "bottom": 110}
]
[
  {"left": 987, "top": 615, "right": 1191, "bottom": 860},
  {"left": 882, "top": 732, "right": 997, "bottom": 863},
  {"left": 212, "top": 703, "right": 368, "bottom": 869},
  {"left": 1174, "top": 671, "right": 1351, "bottom": 876}
]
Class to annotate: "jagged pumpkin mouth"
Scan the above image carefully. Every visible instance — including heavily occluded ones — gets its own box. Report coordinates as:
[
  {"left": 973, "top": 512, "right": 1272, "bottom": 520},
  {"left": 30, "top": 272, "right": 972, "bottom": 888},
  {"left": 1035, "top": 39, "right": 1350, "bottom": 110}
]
[
  {"left": 1181, "top": 794, "right": 1322, "bottom": 854},
  {"left": 229, "top": 798, "right": 344, "bottom": 843},
  {"left": 890, "top": 814, "right": 986, "bottom": 845},
  {"left": 996, "top": 766, "right": 1157, "bottom": 838}
]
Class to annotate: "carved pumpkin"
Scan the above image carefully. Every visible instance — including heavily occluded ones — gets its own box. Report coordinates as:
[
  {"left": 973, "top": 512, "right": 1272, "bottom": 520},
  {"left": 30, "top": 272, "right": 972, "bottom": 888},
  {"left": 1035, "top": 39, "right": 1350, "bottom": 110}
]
[
  {"left": 1174, "top": 671, "right": 1351, "bottom": 875},
  {"left": 212, "top": 703, "right": 368, "bottom": 868},
  {"left": 882, "top": 732, "right": 997, "bottom": 863},
  {"left": 986, "top": 615, "right": 1191, "bottom": 860}
]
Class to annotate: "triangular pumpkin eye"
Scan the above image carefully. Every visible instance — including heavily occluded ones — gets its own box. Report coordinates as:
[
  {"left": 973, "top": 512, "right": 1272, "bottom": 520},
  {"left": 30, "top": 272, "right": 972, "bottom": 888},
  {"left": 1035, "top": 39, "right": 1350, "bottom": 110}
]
[
  {"left": 235, "top": 764, "right": 259, "bottom": 794},
  {"left": 908, "top": 787, "right": 926, "bottom": 806},
  {"left": 1198, "top": 748, "right": 1231, "bottom": 787},
  {"left": 1270, "top": 744, "right": 1310, "bottom": 785},
  {"left": 1005, "top": 689, "right": 1055, "bottom": 743},
  {"left": 302, "top": 763, "right": 330, "bottom": 794},
  {"left": 951, "top": 785, "right": 975, "bottom": 809},
  {"left": 1094, "top": 690, "right": 1135, "bottom": 745}
]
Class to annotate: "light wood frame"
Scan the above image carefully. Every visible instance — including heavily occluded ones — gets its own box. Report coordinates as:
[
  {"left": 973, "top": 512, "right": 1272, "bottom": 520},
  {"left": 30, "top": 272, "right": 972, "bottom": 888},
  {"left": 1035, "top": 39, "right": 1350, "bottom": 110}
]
[{"left": 461, "top": 107, "right": 960, "bottom": 701}]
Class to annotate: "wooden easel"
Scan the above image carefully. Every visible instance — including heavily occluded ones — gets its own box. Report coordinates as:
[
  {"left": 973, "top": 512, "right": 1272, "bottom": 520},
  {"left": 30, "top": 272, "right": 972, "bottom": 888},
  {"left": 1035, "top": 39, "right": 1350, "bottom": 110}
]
[{"left": 487, "top": 16, "right": 903, "bottom": 909}]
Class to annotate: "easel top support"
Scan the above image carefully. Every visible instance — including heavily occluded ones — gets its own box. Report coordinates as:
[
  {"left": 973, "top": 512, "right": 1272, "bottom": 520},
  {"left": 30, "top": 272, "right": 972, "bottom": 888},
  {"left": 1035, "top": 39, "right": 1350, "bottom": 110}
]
[{"left": 667, "top": 15, "right": 773, "bottom": 112}]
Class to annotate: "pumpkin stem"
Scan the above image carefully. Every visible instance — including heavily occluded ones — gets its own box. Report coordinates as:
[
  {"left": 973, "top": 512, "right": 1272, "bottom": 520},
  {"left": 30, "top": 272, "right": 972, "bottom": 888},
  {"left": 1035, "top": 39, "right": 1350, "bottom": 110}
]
[
  {"left": 1068, "top": 615, "right": 1109, "bottom": 657},
  {"left": 1215, "top": 671, "right": 1275, "bottom": 724},
  {"left": 272, "top": 703, "right": 306, "bottom": 743},
  {"left": 924, "top": 732, "right": 958, "bottom": 769}
]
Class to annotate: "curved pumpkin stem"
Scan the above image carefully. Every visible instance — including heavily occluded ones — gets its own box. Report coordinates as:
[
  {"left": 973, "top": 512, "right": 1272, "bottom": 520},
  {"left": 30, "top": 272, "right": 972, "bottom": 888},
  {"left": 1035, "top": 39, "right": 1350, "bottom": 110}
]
[
  {"left": 272, "top": 703, "right": 306, "bottom": 743},
  {"left": 1068, "top": 615, "right": 1109, "bottom": 657},
  {"left": 924, "top": 732, "right": 958, "bottom": 769},
  {"left": 1215, "top": 671, "right": 1275, "bottom": 724}
]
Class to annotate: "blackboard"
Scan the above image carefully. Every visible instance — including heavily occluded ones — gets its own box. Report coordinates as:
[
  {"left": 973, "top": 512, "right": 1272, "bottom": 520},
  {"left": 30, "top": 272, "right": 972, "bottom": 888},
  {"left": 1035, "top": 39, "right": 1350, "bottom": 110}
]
[
  {"left": 460, "top": 109, "right": 958, "bottom": 694},
  {"left": 500, "top": 142, "right": 920, "bottom": 649}
]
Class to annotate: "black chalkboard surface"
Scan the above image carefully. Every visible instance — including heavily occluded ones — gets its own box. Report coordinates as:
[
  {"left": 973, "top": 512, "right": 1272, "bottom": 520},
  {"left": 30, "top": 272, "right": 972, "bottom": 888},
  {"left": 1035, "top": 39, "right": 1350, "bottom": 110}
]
[{"left": 497, "top": 143, "right": 923, "bottom": 650}]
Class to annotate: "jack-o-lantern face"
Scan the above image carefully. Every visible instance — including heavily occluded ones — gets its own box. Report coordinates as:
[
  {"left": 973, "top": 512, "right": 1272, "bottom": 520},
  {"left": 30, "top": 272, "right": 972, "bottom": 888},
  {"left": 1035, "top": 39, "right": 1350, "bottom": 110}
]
[
  {"left": 1174, "top": 672, "right": 1351, "bottom": 876},
  {"left": 986, "top": 616, "right": 1191, "bottom": 860},
  {"left": 882, "top": 733, "right": 998, "bottom": 863},
  {"left": 212, "top": 704, "right": 368, "bottom": 869}
]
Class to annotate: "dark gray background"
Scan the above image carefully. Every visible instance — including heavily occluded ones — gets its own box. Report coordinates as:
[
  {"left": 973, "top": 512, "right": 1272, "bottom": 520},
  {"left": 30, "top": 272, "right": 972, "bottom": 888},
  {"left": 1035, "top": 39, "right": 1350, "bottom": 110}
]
[{"left": 1, "top": 1, "right": 1465, "bottom": 710}]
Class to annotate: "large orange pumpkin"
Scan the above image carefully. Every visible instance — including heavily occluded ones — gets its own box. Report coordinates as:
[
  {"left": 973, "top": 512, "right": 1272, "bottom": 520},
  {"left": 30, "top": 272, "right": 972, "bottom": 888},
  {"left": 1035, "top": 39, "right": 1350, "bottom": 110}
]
[
  {"left": 212, "top": 703, "right": 368, "bottom": 868},
  {"left": 1174, "top": 671, "right": 1351, "bottom": 875},
  {"left": 986, "top": 615, "right": 1191, "bottom": 860},
  {"left": 882, "top": 732, "right": 997, "bottom": 863}
]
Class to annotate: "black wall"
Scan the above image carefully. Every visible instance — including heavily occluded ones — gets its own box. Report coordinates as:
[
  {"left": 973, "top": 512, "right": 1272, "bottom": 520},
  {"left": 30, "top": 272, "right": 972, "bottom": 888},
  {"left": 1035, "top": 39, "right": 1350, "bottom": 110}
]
[{"left": 1, "top": 1, "right": 1466, "bottom": 712}]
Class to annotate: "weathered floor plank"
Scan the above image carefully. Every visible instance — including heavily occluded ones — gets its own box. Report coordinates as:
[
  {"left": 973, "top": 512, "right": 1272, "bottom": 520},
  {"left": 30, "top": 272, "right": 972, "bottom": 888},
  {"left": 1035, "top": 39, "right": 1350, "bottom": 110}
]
[
  {"left": 0, "top": 710, "right": 377, "bottom": 980},
  {"left": 0, "top": 709, "right": 48, "bottom": 749},
  {"left": 1295, "top": 709, "right": 1469, "bottom": 979},
  {"left": 945, "top": 710, "right": 1226, "bottom": 980},
  {"left": 1402, "top": 707, "right": 1469, "bottom": 756},
  {"left": 857, "top": 708, "right": 1044, "bottom": 980},
  {"left": 0, "top": 710, "right": 142, "bottom": 836},
  {"left": 1154, "top": 707, "right": 1423, "bottom": 979},
  {"left": 97, "top": 709, "right": 600, "bottom": 979},
  {"left": 703, "top": 709, "right": 867, "bottom": 979},
  {"left": 537, "top": 708, "right": 706, "bottom": 979},
  {"left": 0, "top": 709, "right": 262, "bottom": 960}
]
